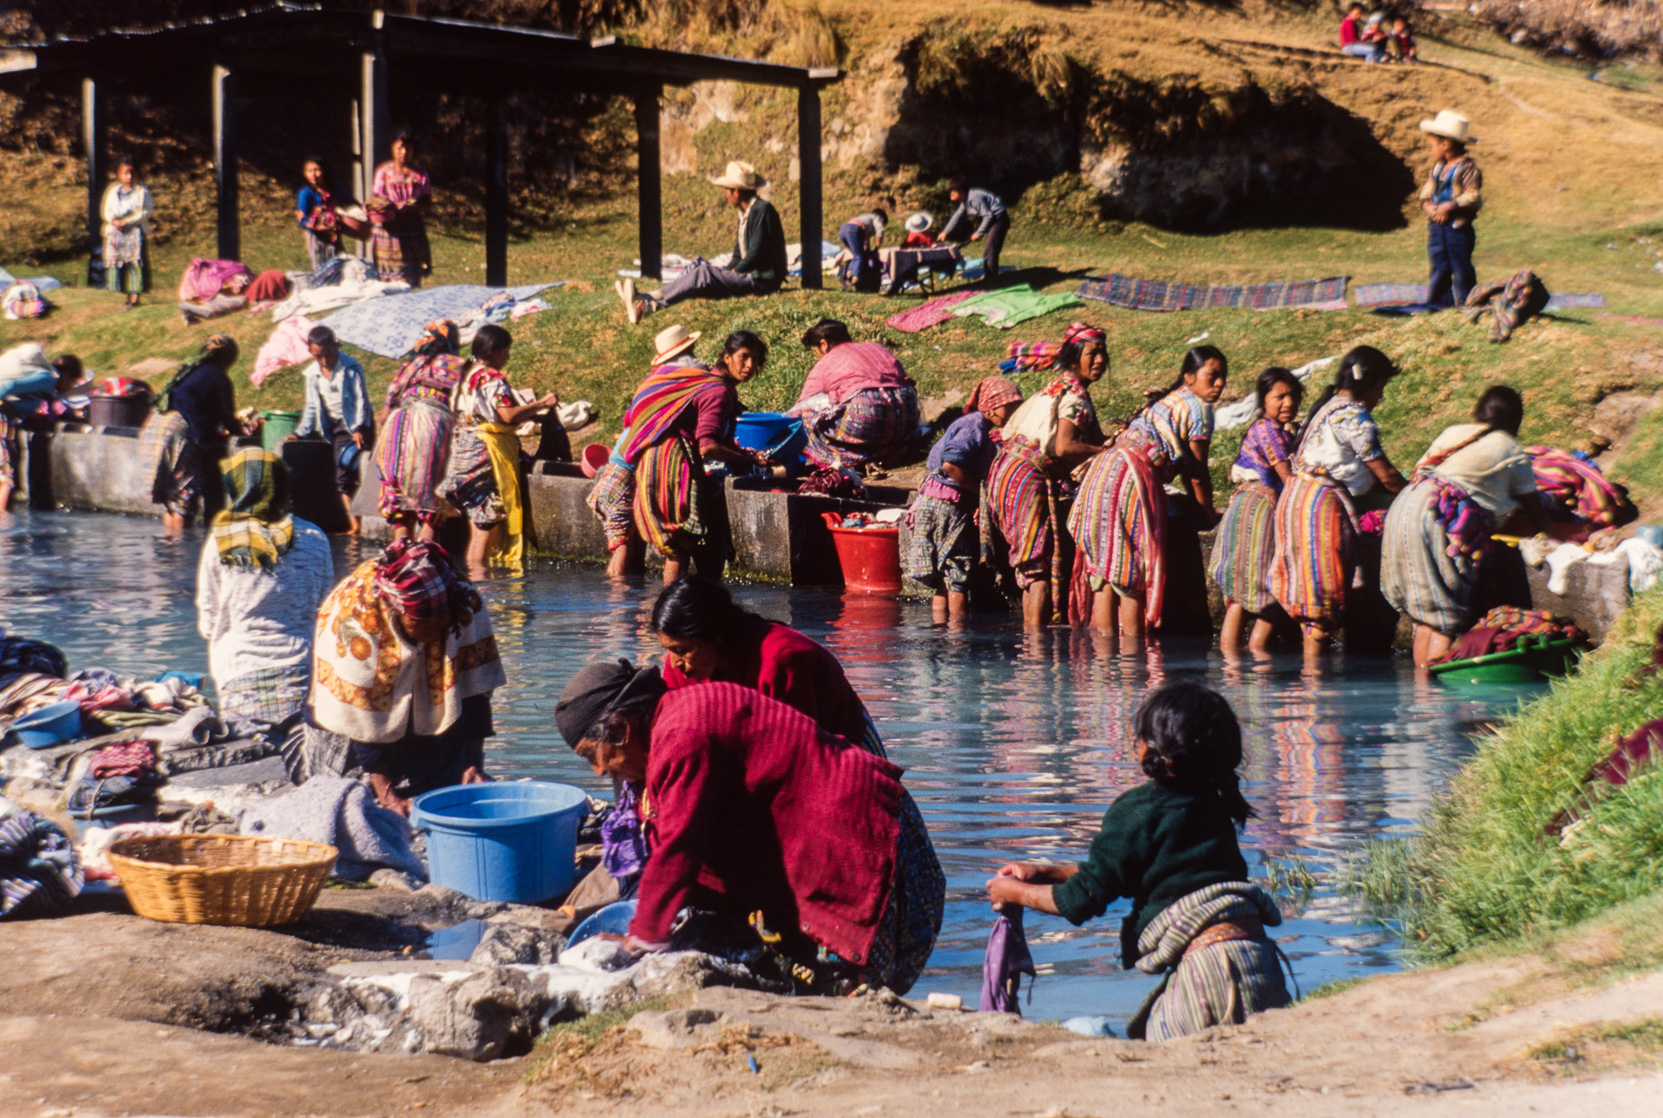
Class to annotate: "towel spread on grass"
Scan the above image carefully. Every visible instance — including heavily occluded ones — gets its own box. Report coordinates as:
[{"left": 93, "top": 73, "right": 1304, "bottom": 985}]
[
  {"left": 240, "top": 773, "right": 426, "bottom": 882},
  {"left": 1354, "top": 282, "right": 1605, "bottom": 311},
  {"left": 1076, "top": 273, "right": 1349, "bottom": 313},
  {"left": 950, "top": 284, "right": 1084, "bottom": 329},
  {"left": 322, "top": 283, "right": 561, "bottom": 358},
  {"left": 885, "top": 290, "right": 979, "bottom": 333}
]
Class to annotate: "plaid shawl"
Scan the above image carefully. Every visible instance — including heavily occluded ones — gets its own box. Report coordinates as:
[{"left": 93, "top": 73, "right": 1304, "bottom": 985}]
[
  {"left": 210, "top": 448, "right": 295, "bottom": 569},
  {"left": 373, "top": 538, "right": 473, "bottom": 624}
]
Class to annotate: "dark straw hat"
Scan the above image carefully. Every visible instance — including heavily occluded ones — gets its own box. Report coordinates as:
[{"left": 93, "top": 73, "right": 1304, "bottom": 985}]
[{"left": 554, "top": 658, "right": 666, "bottom": 747}]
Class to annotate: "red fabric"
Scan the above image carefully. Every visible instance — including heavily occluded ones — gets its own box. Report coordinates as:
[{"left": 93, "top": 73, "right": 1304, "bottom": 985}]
[
  {"left": 88, "top": 740, "right": 157, "bottom": 779},
  {"left": 660, "top": 619, "right": 869, "bottom": 745},
  {"left": 245, "top": 270, "right": 292, "bottom": 304},
  {"left": 631, "top": 682, "right": 904, "bottom": 964},
  {"left": 795, "top": 342, "right": 915, "bottom": 408},
  {"left": 902, "top": 232, "right": 934, "bottom": 247},
  {"left": 1339, "top": 14, "right": 1361, "bottom": 44}
]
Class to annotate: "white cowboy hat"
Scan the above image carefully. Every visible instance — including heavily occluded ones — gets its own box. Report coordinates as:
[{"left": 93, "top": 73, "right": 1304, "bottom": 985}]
[
  {"left": 709, "top": 160, "right": 767, "bottom": 191},
  {"left": 650, "top": 323, "right": 701, "bottom": 366},
  {"left": 1419, "top": 109, "right": 1477, "bottom": 144},
  {"left": 904, "top": 212, "right": 933, "bottom": 234}
]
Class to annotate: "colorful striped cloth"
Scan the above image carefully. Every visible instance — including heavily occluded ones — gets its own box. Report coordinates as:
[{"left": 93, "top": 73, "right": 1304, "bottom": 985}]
[
  {"left": 1129, "top": 881, "right": 1289, "bottom": 1042},
  {"left": 1209, "top": 482, "right": 1279, "bottom": 613},
  {"left": 1077, "top": 273, "right": 1349, "bottom": 313},
  {"left": 633, "top": 434, "right": 707, "bottom": 557},
  {"left": 376, "top": 396, "right": 454, "bottom": 525},
  {"left": 803, "top": 385, "right": 920, "bottom": 471},
  {"left": 586, "top": 460, "right": 637, "bottom": 552},
  {"left": 1380, "top": 477, "right": 1484, "bottom": 635},
  {"left": 1354, "top": 282, "right": 1605, "bottom": 310},
  {"left": 1068, "top": 444, "right": 1167, "bottom": 628},
  {"left": 985, "top": 440, "right": 1056, "bottom": 592},
  {"left": 885, "top": 290, "right": 978, "bottom": 333},
  {"left": 1528, "top": 446, "right": 1635, "bottom": 528},
  {"left": 1269, "top": 473, "right": 1358, "bottom": 632},
  {"left": 0, "top": 799, "right": 83, "bottom": 919},
  {"left": 620, "top": 363, "right": 730, "bottom": 465}
]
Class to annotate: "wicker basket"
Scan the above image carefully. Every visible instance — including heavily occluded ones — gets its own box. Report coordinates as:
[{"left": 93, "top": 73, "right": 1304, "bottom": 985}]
[{"left": 108, "top": 834, "right": 338, "bottom": 927}]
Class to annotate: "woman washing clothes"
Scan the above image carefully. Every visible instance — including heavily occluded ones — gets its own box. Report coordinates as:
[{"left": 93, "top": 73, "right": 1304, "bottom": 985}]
[
  {"left": 309, "top": 540, "right": 506, "bottom": 815},
  {"left": 140, "top": 335, "right": 246, "bottom": 532},
  {"left": 987, "top": 322, "right": 1110, "bottom": 629},
  {"left": 906, "top": 376, "right": 1024, "bottom": 623},
  {"left": 377, "top": 320, "right": 468, "bottom": 542},
  {"left": 369, "top": 131, "right": 432, "bottom": 287},
  {"left": 1071, "top": 346, "right": 1228, "bottom": 637},
  {"left": 101, "top": 154, "right": 153, "bottom": 310},
  {"left": 1210, "top": 368, "right": 1304, "bottom": 651},
  {"left": 618, "top": 326, "right": 771, "bottom": 584},
  {"left": 1381, "top": 386, "right": 1563, "bottom": 667},
  {"left": 437, "top": 324, "right": 559, "bottom": 572},
  {"left": 986, "top": 683, "right": 1290, "bottom": 1040},
  {"left": 1269, "top": 346, "right": 1408, "bottom": 658},
  {"left": 789, "top": 319, "right": 920, "bottom": 475},
  {"left": 195, "top": 449, "right": 333, "bottom": 753},
  {"left": 554, "top": 658, "right": 943, "bottom": 994}
]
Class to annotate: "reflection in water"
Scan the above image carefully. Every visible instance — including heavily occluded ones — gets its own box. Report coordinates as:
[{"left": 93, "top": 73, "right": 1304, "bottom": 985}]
[{"left": 0, "top": 510, "right": 1533, "bottom": 1026}]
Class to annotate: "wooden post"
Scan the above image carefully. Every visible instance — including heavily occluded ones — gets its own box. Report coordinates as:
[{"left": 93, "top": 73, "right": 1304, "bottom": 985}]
[
  {"left": 633, "top": 87, "right": 662, "bottom": 283},
  {"left": 350, "top": 96, "right": 369, "bottom": 257},
  {"left": 82, "top": 77, "right": 106, "bottom": 288},
  {"left": 485, "top": 97, "right": 508, "bottom": 286},
  {"left": 797, "top": 85, "right": 824, "bottom": 290},
  {"left": 359, "top": 47, "right": 388, "bottom": 205},
  {"left": 211, "top": 64, "right": 240, "bottom": 262}
]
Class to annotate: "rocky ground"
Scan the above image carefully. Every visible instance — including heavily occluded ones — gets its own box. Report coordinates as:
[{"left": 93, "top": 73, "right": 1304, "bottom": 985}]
[{"left": 2, "top": 883, "right": 1662, "bottom": 1117}]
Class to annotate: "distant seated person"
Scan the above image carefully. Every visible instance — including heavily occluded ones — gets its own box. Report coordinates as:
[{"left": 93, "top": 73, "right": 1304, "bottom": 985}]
[
  {"left": 1388, "top": 16, "right": 1418, "bottom": 62},
  {"left": 838, "top": 207, "right": 888, "bottom": 290},
  {"left": 286, "top": 325, "right": 373, "bottom": 535},
  {"left": 1339, "top": 4, "right": 1385, "bottom": 61},
  {"left": 902, "top": 212, "right": 936, "bottom": 247},
  {"left": 940, "top": 178, "right": 1010, "bottom": 283},
  {"left": 617, "top": 160, "right": 787, "bottom": 324},
  {"left": 788, "top": 319, "right": 920, "bottom": 473},
  {"left": 308, "top": 539, "right": 507, "bottom": 815}
]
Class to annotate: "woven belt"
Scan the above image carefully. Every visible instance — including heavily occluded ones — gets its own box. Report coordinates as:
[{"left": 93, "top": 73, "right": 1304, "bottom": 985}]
[{"left": 1184, "top": 917, "right": 1265, "bottom": 958}]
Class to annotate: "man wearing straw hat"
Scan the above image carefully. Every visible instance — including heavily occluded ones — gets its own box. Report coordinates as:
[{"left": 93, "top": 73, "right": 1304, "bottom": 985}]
[
  {"left": 1418, "top": 109, "right": 1483, "bottom": 309},
  {"left": 617, "top": 160, "right": 788, "bottom": 324}
]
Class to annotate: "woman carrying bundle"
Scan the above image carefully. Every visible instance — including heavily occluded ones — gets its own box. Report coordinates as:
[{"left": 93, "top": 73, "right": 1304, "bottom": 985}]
[
  {"left": 369, "top": 131, "right": 432, "bottom": 287},
  {"left": 1381, "top": 386, "right": 1558, "bottom": 667},
  {"left": 619, "top": 326, "right": 771, "bottom": 584},
  {"left": 377, "top": 321, "right": 468, "bottom": 542},
  {"left": 1269, "top": 346, "right": 1408, "bottom": 656},
  {"left": 1071, "top": 346, "right": 1229, "bottom": 637},
  {"left": 139, "top": 335, "right": 245, "bottom": 532},
  {"left": 986, "top": 322, "right": 1110, "bottom": 628},
  {"left": 1211, "top": 368, "right": 1303, "bottom": 651}
]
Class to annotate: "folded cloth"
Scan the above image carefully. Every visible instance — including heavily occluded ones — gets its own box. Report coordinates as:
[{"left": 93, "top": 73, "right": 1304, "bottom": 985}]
[
  {"left": 241, "top": 773, "right": 426, "bottom": 882},
  {"left": 138, "top": 706, "right": 225, "bottom": 753},
  {"left": 980, "top": 906, "right": 1036, "bottom": 1014},
  {"left": 0, "top": 796, "right": 83, "bottom": 918},
  {"left": 1443, "top": 607, "right": 1583, "bottom": 662},
  {"left": 87, "top": 739, "right": 157, "bottom": 778}
]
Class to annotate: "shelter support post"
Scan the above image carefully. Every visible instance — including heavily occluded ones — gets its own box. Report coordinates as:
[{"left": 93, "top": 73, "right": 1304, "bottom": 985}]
[
  {"left": 82, "top": 77, "right": 105, "bottom": 288},
  {"left": 211, "top": 64, "right": 240, "bottom": 262},
  {"left": 485, "top": 97, "right": 508, "bottom": 286},
  {"left": 633, "top": 86, "right": 663, "bottom": 283},
  {"left": 359, "top": 46, "right": 388, "bottom": 208},
  {"left": 797, "top": 85, "right": 823, "bottom": 290},
  {"left": 350, "top": 97, "right": 369, "bottom": 256}
]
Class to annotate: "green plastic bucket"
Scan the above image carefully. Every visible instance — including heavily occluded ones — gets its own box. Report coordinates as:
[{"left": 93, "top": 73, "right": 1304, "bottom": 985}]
[
  {"left": 260, "top": 409, "right": 301, "bottom": 450},
  {"left": 1429, "top": 636, "right": 1586, "bottom": 686}
]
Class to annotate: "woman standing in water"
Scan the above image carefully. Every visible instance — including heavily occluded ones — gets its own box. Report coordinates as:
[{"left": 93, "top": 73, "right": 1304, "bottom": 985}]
[
  {"left": 1071, "top": 346, "right": 1228, "bottom": 637},
  {"left": 1269, "top": 346, "right": 1408, "bottom": 657},
  {"left": 378, "top": 321, "right": 467, "bottom": 542},
  {"left": 140, "top": 335, "right": 245, "bottom": 532}
]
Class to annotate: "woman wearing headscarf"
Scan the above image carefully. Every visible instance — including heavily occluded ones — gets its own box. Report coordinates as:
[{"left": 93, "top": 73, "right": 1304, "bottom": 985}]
[
  {"left": 986, "top": 322, "right": 1109, "bottom": 628},
  {"left": 1269, "top": 346, "right": 1408, "bottom": 657},
  {"left": 906, "top": 375, "right": 1023, "bottom": 623},
  {"left": 438, "top": 324, "right": 559, "bottom": 571},
  {"left": 139, "top": 335, "right": 244, "bottom": 532},
  {"left": 1381, "top": 386, "right": 1559, "bottom": 667},
  {"left": 377, "top": 320, "right": 467, "bottom": 542},
  {"left": 195, "top": 449, "right": 333, "bottom": 734},
  {"left": 369, "top": 131, "right": 432, "bottom": 287},
  {"left": 309, "top": 539, "right": 507, "bottom": 815},
  {"left": 101, "top": 154, "right": 153, "bottom": 310},
  {"left": 788, "top": 319, "right": 919, "bottom": 473},
  {"left": 1070, "top": 346, "right": 1229, "bottom": 637},
  {"left": 617, "top": 326, "right": 769, "bottom": 584},
  {"left": 555, "top": 658, "right": 943, "bottom": 994}
]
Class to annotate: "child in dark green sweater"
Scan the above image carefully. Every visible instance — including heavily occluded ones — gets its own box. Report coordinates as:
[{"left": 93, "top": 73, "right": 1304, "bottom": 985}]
[{"left": 986, "top": 682, "right": 1290, "bottom": 1039}]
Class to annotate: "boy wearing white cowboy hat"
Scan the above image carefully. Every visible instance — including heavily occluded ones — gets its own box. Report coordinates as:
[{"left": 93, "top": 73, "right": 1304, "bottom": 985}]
[
  {"left": 617, "top": 160, "right": 789, "bottom": 324},
  {"left": 1417, "top": 110, "right": 1483, "bottom": 308}
]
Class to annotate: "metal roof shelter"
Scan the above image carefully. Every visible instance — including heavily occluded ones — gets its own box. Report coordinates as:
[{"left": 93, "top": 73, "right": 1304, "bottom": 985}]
[{"left": 0, "top": 3, "right": 842, "bottom": 286}]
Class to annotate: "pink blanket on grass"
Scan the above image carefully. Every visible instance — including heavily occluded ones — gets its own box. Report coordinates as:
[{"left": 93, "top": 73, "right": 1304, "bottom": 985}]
[
  {"left": 179, "top": 258, "right": 254, "bottom": 302},
  {"left": 252, "top": 314, "right": 315, "bottom": 386},
  {"left": 885, "top": 290, "right": 977, "bottom": 334}
]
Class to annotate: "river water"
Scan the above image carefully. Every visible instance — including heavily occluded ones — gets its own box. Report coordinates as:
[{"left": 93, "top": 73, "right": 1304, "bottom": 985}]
[{"left": 0, "top": 510, "right": 1533, "bottom": 1027}]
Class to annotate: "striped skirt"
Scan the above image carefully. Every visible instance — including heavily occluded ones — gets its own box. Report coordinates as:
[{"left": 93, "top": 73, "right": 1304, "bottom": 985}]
[
  {"left": 438, "top": 426, "right": 506, "bottom": 528},
  {"left": 861, "top": 791, "right": 945, "bottom": 997},
  {"left": 1270, "top": 473, "right": 1356, "bottom": 631},
  {"left": 986, "top": 443, "right": 1055, "bottom": 589},
  {"left": 1069, "top": 446, "right": 1167, "bottom": 602},
  {"left": 904, "top": 492, "right": 975, "bottom": 593},
  {"left": 0, "top": 411, "right": 16, "bottom": 488},
  {"left": 376, "top": 397, "right": 453, "bottom": 525},
  {"left": 586, "top": 461, "right": 637, "bottom": 552},
  {"left": 1380, "top": 476, "right": 1477, "bottom": 635},
  {"left": 137, "top": 411, "right": 203, "bottom": 520},
  {"left": 1209, "top": 483, "right": 1279, "bottom": 614},
  {"left": 633, "top": 435, "right": 707, "bottom": 557},
  {"left": 803, "top": 386, "right": 920, "bottom": 471}
]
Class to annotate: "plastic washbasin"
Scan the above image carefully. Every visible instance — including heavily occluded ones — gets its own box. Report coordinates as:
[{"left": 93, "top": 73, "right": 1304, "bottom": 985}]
[
  {"left": 410, "top": 781, "right": 589, "bottom": 903},
  {"left": 1429, "top": 636, "right": 1587, "bottom": 686},
  {"left": 820, "top": 511, "right": 903, "bottom": 594},
  {"left": 734, "top": 412, "right": 796, "bottom": 451}
]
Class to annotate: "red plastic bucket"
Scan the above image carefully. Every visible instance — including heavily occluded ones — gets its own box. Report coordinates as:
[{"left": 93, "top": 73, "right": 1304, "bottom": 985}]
[
  {"left": 580, "top": 442, "right": 610, "bottom": 479},
  {"left": 820, "top": 511, "right": 903, "bottom": 593}
]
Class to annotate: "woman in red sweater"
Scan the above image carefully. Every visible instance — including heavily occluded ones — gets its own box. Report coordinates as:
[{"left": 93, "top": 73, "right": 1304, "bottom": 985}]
[
  {"left": 654, "top": 575, "right": 884, "bottom": 757},
  {"left": 554, "top": 659, "right": 943, "bottom": 994}
]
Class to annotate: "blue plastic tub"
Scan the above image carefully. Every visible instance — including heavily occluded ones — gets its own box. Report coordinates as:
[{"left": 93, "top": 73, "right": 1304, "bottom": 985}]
[
  {"left": 410, "top": 781, "right": 589, "bottom": 904},
  {"left": 734, "top": 412, "right": 795, "bottom": 451},
  {"left": 11, "top": 700, "right": 82, "bottom": 748}
]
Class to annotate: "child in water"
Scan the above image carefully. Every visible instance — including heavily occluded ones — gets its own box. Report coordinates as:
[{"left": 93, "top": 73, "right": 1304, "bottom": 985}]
[{"left": 986, "top": 682, "right": 1290, "bottom": 1040}]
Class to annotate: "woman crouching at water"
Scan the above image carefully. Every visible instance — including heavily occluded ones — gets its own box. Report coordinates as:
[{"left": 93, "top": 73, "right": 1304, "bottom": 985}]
[
  {"left": 555, "top": 659, "right": 944, "bottom": 994},
  {"left": 986, "top": 682, "right": 1290, "bottom": 1040},
  {"left": 653, "top": 575, "right": 884, "bottom": 756}
]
